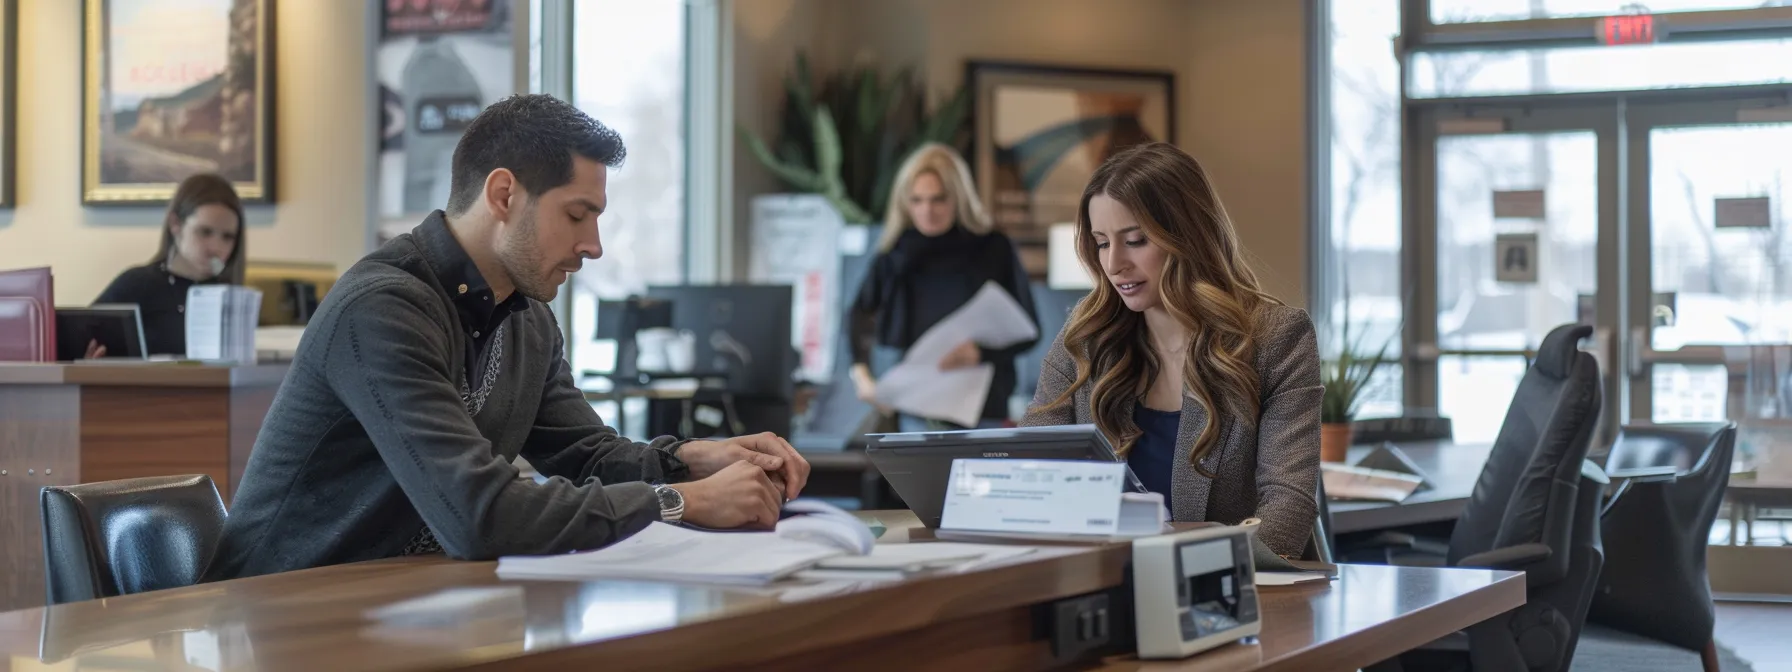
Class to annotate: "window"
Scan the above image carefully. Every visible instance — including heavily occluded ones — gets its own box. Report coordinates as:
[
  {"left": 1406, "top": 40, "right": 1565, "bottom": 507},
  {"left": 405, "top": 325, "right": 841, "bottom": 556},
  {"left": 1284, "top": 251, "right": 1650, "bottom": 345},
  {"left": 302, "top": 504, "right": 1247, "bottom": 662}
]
[
  {"left": 1430, "top": 0, "right": 1789, "bottom": 23},
  {"left": 1326, "top": 0, "right": 1405, "bottom": 419},
  {"left": 565, "top": 1, "right": 688, "bottom": 379},
  {"left": 1408, "top": 38, "right": 1792, "bottom": 98}
]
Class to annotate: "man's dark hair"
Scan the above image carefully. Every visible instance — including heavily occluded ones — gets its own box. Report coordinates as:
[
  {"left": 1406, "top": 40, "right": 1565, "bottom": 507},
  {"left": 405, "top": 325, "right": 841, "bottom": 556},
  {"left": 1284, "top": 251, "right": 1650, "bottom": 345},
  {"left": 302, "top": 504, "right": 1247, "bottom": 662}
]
[{"left": 446, "top": 93, "right": 626, "bottom": 215}]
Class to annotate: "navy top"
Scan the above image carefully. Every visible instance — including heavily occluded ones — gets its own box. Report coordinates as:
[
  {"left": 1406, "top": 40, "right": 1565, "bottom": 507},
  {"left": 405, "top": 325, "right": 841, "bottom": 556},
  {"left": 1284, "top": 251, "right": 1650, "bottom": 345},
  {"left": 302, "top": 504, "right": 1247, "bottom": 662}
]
[{"left": 1128, "top": 405, "right": 1181, "bottom": 498}]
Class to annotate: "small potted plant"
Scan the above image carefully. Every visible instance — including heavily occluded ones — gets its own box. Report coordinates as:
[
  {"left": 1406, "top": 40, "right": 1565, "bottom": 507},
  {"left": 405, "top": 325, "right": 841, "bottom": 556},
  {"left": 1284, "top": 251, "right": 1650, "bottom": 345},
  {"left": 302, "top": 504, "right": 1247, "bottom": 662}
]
[{"left": 1319, "top": 321, "right": 1396, "bottom": 463}]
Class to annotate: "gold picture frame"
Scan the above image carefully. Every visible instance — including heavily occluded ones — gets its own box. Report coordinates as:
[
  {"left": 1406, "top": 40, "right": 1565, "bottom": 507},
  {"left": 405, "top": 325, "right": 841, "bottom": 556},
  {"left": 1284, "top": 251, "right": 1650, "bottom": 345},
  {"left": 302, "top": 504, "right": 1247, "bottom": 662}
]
[{"left": 82, "top": 0, "right": 274, "bottom": 205}]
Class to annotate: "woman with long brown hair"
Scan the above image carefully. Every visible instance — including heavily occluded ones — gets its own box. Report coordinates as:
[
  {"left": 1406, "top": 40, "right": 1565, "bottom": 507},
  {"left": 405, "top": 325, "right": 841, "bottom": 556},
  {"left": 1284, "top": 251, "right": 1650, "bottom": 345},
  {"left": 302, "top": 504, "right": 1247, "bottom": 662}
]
[
  {"left": 93, "top": 173, "right": 247, "bottom": 356},
  {"left": 1020, "top": 142, "right": 1321, "bottom": 558}
]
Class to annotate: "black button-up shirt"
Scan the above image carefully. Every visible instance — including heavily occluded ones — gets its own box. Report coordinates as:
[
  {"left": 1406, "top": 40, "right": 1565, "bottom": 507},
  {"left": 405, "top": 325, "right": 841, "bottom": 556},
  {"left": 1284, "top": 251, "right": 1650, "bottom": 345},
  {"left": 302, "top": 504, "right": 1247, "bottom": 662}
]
[{"left": 413, "top": 212, "right": 533, "bottom": 392}]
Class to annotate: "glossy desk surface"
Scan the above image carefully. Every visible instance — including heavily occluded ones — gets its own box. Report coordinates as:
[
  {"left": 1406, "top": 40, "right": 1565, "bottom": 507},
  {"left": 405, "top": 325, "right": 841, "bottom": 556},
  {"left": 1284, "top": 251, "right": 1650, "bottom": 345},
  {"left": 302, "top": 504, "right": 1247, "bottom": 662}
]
[
  {"left": 1100, "top": 564, "right": 1524, "bottom": 671},
  {"left": 1328, "top": 441, "right": 1492, "bottom": 534},
  {"left": 0, "top": 362, "right": 289, "bottom": 387},
  {"left": 0, "top": 510, "right": 1523, "bottom": 672}
]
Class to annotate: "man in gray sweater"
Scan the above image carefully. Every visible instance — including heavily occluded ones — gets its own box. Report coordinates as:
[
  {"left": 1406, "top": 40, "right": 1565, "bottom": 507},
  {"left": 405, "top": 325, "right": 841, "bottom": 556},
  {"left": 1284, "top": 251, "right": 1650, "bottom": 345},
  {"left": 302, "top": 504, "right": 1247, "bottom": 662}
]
[{"left": 204, "top": 94, "right": 809, "bottom": 581}]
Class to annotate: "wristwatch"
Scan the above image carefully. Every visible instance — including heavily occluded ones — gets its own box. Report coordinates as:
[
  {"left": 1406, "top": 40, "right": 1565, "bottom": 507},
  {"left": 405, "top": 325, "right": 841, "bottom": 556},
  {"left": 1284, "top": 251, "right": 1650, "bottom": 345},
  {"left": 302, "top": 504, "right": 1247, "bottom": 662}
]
[{"left": 652, "top": 484, "right": 685, "bottom": 523}]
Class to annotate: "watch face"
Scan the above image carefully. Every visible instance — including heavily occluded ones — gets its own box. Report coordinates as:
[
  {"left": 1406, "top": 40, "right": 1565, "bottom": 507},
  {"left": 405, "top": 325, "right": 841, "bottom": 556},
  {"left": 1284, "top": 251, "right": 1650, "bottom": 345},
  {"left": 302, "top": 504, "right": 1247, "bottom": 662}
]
[{"left": 657, "top": 486, "right": 683, "bottom": 509}]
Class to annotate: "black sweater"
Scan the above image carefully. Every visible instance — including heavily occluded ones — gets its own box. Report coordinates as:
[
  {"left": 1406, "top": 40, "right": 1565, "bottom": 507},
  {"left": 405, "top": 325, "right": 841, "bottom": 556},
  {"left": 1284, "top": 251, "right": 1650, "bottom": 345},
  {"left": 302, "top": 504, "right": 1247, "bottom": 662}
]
[
  {"left": 94, "top": 263, "right": 227, "bottom": 356},
  {"left": 204, "top": 213, "right": 690, "bottom": 581},
  {"left": 849, "top": 226, "right": 1040, "bottom": 421}
]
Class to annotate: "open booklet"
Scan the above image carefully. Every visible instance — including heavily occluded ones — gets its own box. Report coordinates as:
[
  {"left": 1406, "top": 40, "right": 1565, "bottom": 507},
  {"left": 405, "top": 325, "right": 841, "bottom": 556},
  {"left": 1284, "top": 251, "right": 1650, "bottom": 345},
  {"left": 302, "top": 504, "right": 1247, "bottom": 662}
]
[{"left": 495, "top": 500, "right": 1038, "bottom": 586}]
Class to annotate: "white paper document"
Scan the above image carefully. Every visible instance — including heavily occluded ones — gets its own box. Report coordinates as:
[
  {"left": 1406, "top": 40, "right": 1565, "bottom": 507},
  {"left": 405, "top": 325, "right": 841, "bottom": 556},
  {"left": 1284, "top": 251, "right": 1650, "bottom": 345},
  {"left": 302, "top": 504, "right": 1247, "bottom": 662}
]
[
  {"left": 1254, "top": 571, "right": 1331, "bottom": 587},
  {"left": 496, "top": 523, "right": 846, "bottom": 586},
  {"left": 874, "top": 281, "right": 1039, "bottom": 427}
]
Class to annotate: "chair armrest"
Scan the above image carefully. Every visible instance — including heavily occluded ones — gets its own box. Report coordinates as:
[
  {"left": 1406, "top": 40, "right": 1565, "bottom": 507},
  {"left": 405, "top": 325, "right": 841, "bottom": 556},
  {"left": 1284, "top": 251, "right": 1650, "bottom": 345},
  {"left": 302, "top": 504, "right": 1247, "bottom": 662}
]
[{"left": 1454, "top": 542, "right": 1552, "bottom": 570}]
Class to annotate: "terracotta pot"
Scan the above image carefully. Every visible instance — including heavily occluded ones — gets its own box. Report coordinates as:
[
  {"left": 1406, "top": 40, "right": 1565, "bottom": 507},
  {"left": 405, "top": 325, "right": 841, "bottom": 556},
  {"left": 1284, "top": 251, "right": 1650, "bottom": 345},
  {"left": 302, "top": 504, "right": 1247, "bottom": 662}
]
[{"left": 1320, "top": 423, "right": 1354, "bottom": 463}]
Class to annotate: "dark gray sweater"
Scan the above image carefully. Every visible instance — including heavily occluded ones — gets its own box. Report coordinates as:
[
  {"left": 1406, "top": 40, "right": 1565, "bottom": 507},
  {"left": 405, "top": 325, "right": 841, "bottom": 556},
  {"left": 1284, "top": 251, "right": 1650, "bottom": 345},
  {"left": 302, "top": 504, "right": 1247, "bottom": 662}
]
[{"left": 204, "top": 215, "right": 688, "bottom": 582}]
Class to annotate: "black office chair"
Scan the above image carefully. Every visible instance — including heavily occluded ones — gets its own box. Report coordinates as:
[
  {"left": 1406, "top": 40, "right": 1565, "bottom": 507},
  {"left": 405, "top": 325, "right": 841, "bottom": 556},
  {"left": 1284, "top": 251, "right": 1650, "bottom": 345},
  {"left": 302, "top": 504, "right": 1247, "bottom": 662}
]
[
  {"left": 41, "top": 474, "right": 227, "bottom": 605},
  {"left": 1367, "top": 323, "right": 1607, "bottom": 672},
  {"left": 1585, "top": 422, "right": 1736, "bottom": 672}
]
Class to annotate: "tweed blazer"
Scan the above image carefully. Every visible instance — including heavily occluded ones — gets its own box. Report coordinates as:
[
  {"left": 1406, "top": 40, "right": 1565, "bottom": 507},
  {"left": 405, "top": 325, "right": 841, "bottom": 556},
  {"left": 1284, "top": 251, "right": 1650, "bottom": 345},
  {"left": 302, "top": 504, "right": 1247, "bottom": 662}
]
[{"left": 1019, "top": 304, "right": 1323, "bottom": 557}]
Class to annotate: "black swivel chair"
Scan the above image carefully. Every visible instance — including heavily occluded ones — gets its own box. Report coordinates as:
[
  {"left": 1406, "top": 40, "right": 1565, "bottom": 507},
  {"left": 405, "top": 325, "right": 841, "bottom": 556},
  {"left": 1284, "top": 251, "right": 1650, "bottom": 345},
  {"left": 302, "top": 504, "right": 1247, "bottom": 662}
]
[
  {"left": 1585, "top": 422, "right": 1736, "bottom": 672},
  {"left": 40, "top": 474, "right": 228, "bottom": 605},
  {"left": 1368, "top": 323, "right": 1608, "bottom": 672}
]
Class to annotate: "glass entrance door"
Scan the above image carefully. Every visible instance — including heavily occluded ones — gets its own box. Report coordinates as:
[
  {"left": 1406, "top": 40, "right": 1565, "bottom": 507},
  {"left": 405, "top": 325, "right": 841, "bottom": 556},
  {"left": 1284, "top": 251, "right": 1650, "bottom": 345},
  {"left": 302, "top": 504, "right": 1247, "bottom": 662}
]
[
  {"left": 1408, "top": 87, "right": 1792, "bottom": 446},
  {"left": 1628, "top": 95, "right": 1792, "bottom": 432},
  {"left": 1411, "top": 103, "right": 1620, "bottom": 443}
]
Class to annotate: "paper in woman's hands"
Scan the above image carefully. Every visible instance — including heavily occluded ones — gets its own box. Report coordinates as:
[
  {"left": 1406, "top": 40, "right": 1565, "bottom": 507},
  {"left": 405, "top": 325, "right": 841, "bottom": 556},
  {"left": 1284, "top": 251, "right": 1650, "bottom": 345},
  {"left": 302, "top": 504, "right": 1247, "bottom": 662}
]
[{"left": 875, "top": 281, "right": 1039, "bottom": 428}]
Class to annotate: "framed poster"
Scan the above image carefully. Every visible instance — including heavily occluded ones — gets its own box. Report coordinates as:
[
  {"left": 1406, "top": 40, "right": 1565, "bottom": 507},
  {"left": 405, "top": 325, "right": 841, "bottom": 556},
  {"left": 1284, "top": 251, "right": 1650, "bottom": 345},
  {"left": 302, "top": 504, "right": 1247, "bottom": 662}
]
[
  {"left": 375, "top": 0, "right": 515, "bottom": 243},
  {"left": 82, "top": 0, "right": 275, "bottom": 205},
  {"left": 0, "top": 0, "right": 15, "bottom": 208},
  {"left": 966, "top": 61, "right": 1175, "bottom": 278}
]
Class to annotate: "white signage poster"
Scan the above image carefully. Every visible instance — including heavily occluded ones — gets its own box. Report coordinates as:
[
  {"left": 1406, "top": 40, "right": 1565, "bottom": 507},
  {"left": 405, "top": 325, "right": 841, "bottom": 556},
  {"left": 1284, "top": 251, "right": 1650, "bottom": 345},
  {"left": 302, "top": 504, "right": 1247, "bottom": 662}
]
[
  {"left": 750, "top": 195, "right": 845, "bottom": 384},
  {"left": 1495, "top": 233, "right": 1540, "bottom": 284}
]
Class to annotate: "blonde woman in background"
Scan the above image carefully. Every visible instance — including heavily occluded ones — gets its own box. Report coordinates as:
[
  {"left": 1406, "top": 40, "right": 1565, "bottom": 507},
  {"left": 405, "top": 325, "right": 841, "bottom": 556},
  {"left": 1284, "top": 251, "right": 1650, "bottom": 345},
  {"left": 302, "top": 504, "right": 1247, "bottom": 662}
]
[
  {"left": 847, "top": 143, "right": 1040, "bottom": 431},
  {"left": 1020, "top": 142, "right": 1322, "bottom": 558}
]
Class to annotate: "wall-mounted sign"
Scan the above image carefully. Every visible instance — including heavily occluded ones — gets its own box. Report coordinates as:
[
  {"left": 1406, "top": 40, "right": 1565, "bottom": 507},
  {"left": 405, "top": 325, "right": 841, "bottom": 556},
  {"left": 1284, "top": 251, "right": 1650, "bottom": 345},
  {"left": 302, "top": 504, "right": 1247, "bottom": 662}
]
[
  {"left": 1493, "top": 190, "right": 1547, "bottom": 220},
  {"left": 1715, "top": 197, "right": 1772, "bottom": 229},
  {"left": 1495, "top": 233, "right": 1540, "bottom": 284}
]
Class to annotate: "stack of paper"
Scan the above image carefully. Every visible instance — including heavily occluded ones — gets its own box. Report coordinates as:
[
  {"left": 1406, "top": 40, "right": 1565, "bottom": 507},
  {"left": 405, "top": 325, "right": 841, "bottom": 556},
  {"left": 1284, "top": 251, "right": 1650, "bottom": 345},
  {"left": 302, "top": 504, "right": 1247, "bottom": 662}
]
[
  {"left": 185, "top": 285, "right": 262, "bottom": 364},
  {"left": 874, "top": 281, "right": 1039, "bottom": 428},
  {"left": 496, "top": 523, "right": 848, "bottom": 585},
  {"left": 1322, "top": 462, "right": 1425, "bottom": 503},
  {"left": 793, "top": 542, "right": 1042, "bottom": 582}
]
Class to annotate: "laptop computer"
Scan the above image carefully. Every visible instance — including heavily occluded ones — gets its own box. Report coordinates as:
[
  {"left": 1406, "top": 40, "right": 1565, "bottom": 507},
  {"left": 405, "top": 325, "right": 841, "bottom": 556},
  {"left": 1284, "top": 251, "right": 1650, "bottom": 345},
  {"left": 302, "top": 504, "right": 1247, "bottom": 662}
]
[
  {"left": 54, "top": 305, "right": 148, "bottom": 361},
  {"left": 865, "top": 424, "right": 1149, "bottom": 528}
]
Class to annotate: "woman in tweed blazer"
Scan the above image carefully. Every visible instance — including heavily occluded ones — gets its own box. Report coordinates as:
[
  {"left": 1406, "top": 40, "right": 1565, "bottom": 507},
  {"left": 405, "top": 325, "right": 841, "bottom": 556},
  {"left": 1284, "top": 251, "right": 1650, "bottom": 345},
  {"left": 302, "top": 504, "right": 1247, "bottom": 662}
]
[{"left": 1019, "top": 143, "right": 1322, "bottom": 558}]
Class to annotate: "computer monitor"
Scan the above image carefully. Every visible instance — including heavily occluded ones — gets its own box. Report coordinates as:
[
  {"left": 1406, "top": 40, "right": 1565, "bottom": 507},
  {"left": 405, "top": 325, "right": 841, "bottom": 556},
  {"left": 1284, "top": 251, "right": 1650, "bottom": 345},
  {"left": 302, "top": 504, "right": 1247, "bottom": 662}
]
[
  {"left": 54, "top": 305, "right": 147, "bottom": 361},
  {"left": 644, "top": 285, "right": 797, "bottom": 399},
  {"left": 244, "top": 261, "right": 337, "bottom": 326},
  {"left": 595, "top": 296, "right": 673, "bottom": 379},
  {"left": 864, "top": 424, "right": 1148, "bottom": 528}
]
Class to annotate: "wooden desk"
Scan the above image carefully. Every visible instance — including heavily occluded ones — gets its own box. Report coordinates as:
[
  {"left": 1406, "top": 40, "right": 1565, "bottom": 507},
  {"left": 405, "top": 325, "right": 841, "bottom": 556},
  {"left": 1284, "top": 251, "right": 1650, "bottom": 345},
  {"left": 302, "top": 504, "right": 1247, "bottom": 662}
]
[
  {"left": 1097, "top": 564, "right": 1525, "bottom": 671},
  {"left": 0, "top": 510, "right": 1523, "bottom": 672},
  {"left": 1328, "top": 442, "right": 1491, "bottom": 534},
  {"left": 0, "top": 362, "right": 288, "bottom": 612}
]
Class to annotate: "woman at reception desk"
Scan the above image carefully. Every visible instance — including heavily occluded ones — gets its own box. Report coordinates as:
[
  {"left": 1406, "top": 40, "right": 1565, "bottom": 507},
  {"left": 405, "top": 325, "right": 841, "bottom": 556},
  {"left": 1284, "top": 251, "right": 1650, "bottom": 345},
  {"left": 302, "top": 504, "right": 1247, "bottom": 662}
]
[
  {"left": 91, "top": 173, "right": 247, "bottom": 357},
  {"left": 1020, "top": 142, "right": 1323, "bottom": 559}
]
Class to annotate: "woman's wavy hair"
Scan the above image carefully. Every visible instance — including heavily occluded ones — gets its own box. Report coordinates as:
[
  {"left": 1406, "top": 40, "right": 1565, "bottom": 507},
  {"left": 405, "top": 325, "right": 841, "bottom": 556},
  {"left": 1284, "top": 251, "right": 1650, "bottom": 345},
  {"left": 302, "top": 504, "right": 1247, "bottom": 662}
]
[
  {"left": 875, "top": 142, "right": 992, "bottom": 253},
  {"left": 1043, "top": 142, "right": 1278, "bottom": 476}
]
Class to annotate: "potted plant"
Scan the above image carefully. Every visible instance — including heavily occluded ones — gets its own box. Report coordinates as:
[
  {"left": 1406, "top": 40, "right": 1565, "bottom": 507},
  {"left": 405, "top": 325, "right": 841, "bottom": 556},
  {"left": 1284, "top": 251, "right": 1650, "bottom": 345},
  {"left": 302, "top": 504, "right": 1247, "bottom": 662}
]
[
  {"left": 737, "top": 52, "right": 971, "bottom": 224},
  {"left": 1319, "top": 319, "right": 1397, "bottom": 462}
]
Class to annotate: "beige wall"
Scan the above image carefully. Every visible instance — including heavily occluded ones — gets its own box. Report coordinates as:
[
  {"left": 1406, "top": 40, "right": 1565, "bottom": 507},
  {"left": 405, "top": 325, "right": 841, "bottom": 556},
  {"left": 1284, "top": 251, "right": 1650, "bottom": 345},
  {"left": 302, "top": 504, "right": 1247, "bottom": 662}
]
[
  {"left": 730, "top": 0, "right": 1309, "bottom": 306},
  {"left": 0, "top": 0, "right": 370, "bottom": 305}
]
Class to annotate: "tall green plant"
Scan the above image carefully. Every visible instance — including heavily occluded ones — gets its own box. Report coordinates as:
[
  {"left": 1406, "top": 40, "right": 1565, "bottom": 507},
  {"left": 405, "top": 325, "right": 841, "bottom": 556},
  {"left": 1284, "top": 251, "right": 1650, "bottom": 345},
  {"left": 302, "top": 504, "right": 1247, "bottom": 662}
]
[{"left": 737, "top": 52, "right": 971, "bottom": 223}]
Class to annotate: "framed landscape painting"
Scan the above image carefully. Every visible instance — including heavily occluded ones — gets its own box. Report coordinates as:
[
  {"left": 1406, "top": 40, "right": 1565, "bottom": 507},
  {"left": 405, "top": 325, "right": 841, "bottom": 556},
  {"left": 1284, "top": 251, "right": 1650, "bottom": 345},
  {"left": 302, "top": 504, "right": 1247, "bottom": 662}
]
[
  {"left": 966, "top": 61, "right": 1175, "bottom": 278},
  {"left": 83, "top": 0, "right": 274, "bottom": 205}
]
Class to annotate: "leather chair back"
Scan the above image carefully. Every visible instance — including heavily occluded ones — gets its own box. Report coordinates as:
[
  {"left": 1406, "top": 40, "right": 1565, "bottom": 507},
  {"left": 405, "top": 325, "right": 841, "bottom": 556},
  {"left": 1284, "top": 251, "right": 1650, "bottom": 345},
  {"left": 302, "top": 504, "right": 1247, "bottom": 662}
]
[
  {"left": 1589, "top": 422, "right": 1736, "bottom": 651},
  {"left": 1448, "top": 324, "right": 1602, "bottom": 586},
  {"left": 41, "top": 474, "right": 227, "bottom": 605}
]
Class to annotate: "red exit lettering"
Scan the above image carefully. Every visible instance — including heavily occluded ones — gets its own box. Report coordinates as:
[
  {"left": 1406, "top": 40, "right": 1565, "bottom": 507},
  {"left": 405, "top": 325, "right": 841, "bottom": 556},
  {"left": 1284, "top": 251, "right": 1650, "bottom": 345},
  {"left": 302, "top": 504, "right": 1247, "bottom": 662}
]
[{"left": 1600, "top": 14, "right": 1656, "bottom": 46}]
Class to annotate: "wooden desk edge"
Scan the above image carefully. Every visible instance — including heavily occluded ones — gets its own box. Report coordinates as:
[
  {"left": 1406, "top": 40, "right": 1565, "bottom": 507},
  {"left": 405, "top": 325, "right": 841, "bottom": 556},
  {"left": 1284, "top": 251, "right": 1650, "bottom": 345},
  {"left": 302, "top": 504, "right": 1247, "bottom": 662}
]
[
  {"left": 1263, "top": 569, "right": 1526, "bottom": 672},
  {"left": 0, "top": 363, "right": 289, "bottom": 388}
]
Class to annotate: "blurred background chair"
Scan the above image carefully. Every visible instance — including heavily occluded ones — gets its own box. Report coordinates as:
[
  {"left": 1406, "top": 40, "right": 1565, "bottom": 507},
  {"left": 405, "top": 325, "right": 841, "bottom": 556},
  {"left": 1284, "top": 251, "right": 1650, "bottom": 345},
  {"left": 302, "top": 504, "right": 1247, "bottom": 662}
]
[
  {"left": 41, "top": 474, "right": 227, "bottom": 605},
  {"left": 1583, "top": 422, "right": 1737, "bottom": 672}
]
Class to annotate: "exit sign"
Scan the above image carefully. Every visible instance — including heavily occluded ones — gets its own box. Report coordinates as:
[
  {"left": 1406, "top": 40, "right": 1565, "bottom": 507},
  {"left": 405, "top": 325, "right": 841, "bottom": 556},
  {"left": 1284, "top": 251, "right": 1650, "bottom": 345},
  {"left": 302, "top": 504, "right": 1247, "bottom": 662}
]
[{"left": 1600, "top": 14, "right": 1656, "bottom": 45}]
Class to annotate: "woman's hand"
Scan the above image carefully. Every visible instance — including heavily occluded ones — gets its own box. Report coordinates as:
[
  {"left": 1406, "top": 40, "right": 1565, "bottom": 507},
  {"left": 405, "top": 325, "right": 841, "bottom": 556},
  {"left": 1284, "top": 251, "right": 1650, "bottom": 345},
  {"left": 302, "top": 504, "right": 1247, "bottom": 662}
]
[
  {"left": 850, "top": 364, "right": 890, "bottom": 412},
  {"left": 84, "top": 339, "right": 108, "bottom": 359},
  {"left": 937, "top": 341, "right": 981, "bottom": 371}
]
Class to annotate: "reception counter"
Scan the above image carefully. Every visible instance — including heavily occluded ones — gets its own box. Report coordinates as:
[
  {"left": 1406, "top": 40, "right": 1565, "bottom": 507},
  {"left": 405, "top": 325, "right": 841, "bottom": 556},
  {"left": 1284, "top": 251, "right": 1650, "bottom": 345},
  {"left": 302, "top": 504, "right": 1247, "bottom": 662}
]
[{"left": 0, "top": 362, "right": 289, "bottom": 611}]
